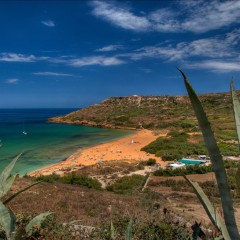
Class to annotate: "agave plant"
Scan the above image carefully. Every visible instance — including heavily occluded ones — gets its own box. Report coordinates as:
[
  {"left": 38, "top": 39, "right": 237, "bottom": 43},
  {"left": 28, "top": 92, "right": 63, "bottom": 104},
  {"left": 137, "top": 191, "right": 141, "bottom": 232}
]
[
  {"left": 230, "top": 81, "right": 240, "bottom": 195},
  {"left": 0, "top": 154, "right": 53, "bottom": 240},
  {"left": 178, "top": 69, "right": 239, "bottom": 240},
  {"left": 110, "top": 219, "right": 133, "bottom": 240}
]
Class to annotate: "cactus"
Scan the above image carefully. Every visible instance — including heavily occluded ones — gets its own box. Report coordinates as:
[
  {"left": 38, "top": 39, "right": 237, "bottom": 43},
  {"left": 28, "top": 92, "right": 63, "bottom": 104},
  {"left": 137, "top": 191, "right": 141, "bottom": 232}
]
[{"left": 178, "top": 68, "right": 239, "bottom": 239}]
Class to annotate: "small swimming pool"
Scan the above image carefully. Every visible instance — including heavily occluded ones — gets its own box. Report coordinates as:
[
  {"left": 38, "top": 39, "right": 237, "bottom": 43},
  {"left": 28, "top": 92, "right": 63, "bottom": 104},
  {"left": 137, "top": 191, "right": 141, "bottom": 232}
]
[{"left": 178, "top": 159, "right": 206, "bottom": 165}]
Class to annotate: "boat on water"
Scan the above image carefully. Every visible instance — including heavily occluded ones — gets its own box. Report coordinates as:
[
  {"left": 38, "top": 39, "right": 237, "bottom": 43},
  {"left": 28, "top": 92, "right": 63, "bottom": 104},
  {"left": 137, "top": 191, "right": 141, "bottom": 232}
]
[{"left": 22, "top": 122, "right": 27, "bottom": 135}]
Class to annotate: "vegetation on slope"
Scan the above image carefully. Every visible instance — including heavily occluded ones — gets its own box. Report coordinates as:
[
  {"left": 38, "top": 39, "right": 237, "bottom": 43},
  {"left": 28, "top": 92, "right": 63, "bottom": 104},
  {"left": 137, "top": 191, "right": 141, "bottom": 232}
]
[
  {"left": 49, "top": 93, "right": 236, "bottom": 135},
  {"left": 142, "top": 129, "right": 238, "bottom": 159},
  {"left": 141, "top": 130, "right": 207, "bottom": 160},
  {"left": 50, "top": 93, "right": 239, "bottom": 159},
  {"left": 35, "top": 173, "right": 102, "bottom": 190}
]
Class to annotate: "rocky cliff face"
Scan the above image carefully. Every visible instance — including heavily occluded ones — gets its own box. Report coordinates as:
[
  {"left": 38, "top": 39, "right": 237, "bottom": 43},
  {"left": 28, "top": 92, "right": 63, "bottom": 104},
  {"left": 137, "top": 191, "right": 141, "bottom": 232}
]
[{"left": 49, "top": 92, "right": 234, "bottom": 132}]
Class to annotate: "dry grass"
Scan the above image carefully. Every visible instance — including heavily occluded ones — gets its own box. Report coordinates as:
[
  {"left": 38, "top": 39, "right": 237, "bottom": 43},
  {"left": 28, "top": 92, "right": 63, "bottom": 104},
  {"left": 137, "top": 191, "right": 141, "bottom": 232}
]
[{"left": 6, "top": 177, "right": 162, "bottom": 227}]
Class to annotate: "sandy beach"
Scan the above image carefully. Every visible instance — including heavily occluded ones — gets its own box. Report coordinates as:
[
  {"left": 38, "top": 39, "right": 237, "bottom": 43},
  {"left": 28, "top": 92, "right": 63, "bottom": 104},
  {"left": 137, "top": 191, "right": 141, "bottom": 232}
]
[{"left": 29, "top": 129, "right": 167, "bottom": 176}]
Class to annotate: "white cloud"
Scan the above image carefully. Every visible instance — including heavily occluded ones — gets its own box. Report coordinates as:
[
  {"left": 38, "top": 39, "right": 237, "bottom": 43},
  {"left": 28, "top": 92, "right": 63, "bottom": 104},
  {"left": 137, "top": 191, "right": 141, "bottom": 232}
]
[
  {"left": 120, "top": 28, "right": 240, "bottom": 62},
  {"left": 0, "top": 53, "right": 37, "bottom": 62},
  {"left": 149, "top": 8, "right": 180, "bottom": 32},
  {"left": 90, "top": 1, "right": 151, "bottom": 31},
  {"left": 33, "top": 72, "right": 73, "bottom": 77},
  {"left": 185, "top": 60, "right": 240, "bottom": 73},
  {"left": 70, "top": 56, "right": 125, "bottom": 67},
  {"left": 96, "top": 44, "right": 124, "bottom": 52},
  {"left": 5, "top": 78, "right": 19, "bottom": 84},
  {"left": 90, "top": 0, "right": 240, "bottom": 33},
  {"left": 41, "top": 20, "right": 55, "bottom": 27},
  {"left": 180, "top": 0, "right": 240, "bottom": 33}
]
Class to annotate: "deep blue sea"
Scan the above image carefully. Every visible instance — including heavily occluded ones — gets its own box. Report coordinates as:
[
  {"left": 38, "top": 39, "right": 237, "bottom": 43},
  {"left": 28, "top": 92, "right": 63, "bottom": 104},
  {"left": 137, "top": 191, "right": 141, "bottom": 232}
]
[{"left": 0, "top": 109, "right": 132, "bottom": 175}]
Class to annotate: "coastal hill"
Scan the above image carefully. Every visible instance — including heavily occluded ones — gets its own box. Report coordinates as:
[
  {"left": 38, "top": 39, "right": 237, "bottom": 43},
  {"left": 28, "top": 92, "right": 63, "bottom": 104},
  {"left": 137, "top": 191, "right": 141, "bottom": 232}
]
[{"left": 49, "top": 92, "right": 235, "bottom": 134}]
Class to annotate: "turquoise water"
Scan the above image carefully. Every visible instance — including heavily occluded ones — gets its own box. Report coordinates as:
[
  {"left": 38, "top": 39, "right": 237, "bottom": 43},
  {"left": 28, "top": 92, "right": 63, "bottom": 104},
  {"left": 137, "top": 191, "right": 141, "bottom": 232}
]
[
  {"left": 0, "top": 109, "right": 133, "bottom": 175},
  {"left": 178, "top": 159, "right": 205, "bottom": 165}
]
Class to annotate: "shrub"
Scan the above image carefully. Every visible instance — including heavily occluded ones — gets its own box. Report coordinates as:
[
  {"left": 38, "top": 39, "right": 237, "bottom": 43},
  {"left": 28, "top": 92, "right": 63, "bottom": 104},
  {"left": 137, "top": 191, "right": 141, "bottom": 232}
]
[
  {"left": 153, "top": 165, "right": 213, "bottom": 176},
  {"left": 106, "top": 175, "right": 145, "bottom": 194},
  {"left": 140, "top": 158, "right": 156, "bottom": 166},
  {"left": 141, "top": 131, "right": 207, "bottom": 161},
  {"left": 34, "top": 173, "right": 102, "bottom": 190},
  {"left": 61, "top": 173, "right": 102, "bottom": 190},
  {"left": 35, "top": 173, "right": 61, "bottom": 183}
]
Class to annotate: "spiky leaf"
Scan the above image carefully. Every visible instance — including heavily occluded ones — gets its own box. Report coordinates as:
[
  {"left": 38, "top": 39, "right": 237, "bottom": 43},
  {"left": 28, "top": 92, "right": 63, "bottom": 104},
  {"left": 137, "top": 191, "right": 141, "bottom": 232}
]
[
  {"left": 0, "top": 202, "right": 16, "bottom": 240},
  {"left": 183, "top": 175, "right": 230, "bottom": 239},
  {"left": 3, "top": 181, "right": 42, "bottom": 205},
  {"left": 125, "top": 219, "right": 133, "bottom": 240},
  {"left": 230, "top": 81, "right": 240, "bottom": 194},
  {"left": 230, "top": 81, "right": 240, "bottom": 147},
  {"left": 178, "top": 68, "right": 239, "bottom": 239},
  {"left": 25, "top": 211, "right": 53, "bottom": 236},
  {"left": 0, "top": 174, "right": 18, "bottom": 199},
  {"left": 110, "top": 220, "right": 117, "bottom": 239},
  {"left": 0, "top": 153, "right": 21, "bottom": 185}
]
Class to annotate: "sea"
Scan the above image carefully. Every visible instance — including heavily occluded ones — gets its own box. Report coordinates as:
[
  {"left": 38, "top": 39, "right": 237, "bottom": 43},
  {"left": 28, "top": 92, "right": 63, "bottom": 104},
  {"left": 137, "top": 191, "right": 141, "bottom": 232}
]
[{"left": 0, "top": 109, "right": 133, "bottom": 175}]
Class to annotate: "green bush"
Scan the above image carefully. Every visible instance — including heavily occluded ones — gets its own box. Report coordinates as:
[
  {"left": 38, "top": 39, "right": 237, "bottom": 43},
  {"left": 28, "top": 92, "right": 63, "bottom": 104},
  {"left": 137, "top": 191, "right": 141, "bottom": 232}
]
[
  {"left": 35, "top": 173, "right": 102, "bottom": 190},
  {"left": 142, "top": 131, "right": 207, "bottom": 161},
  {"left": 140, "top": 158, "right": 156, "bottom": 166},
  {"left": 91, "top": 216, "right": 191, "bottom": 240},
  {"left": 35, "top": 173, "right": 61, "bottom": 183},
  {"left": 61, "top": 173, "right": 102, "bottom": 190},
  {"left": 218, "top": 142, "right": 238, "bottom": 156},
  {"left": 154, "top": 165, "right": 213, "bottom": 176},
  {"left": 145, "top": 158, "right": 156, "bottom": 166},
  {"left": 106, "top": 175, "right": 145, "bottom": 194}
]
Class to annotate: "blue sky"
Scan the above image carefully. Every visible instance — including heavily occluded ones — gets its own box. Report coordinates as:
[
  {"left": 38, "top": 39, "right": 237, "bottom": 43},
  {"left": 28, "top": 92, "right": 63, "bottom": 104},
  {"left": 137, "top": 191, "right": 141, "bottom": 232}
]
[{"left": 1, "top": 0, "right": 240, "bottom": 108}]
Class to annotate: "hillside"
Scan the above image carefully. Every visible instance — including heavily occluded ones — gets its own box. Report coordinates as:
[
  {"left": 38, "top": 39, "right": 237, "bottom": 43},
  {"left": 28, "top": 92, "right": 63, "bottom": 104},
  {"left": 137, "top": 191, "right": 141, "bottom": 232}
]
[
  {"left": 49, "top": 93, "right": 237, "bottom": 142},
  {"left": 6, "top": 160, "right": 240, "bottom": 239}
]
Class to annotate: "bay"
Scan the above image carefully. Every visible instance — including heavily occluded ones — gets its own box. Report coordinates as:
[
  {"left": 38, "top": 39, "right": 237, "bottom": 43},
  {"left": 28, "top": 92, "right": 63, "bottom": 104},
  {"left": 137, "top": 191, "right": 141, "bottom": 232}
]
[{"left": 0, "top": 109, "right": 132, "bottom": 175}]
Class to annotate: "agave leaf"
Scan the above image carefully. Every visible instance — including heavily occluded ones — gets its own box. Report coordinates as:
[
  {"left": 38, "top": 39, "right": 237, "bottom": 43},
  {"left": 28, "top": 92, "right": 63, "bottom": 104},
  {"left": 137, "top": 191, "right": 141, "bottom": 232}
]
[
  {"left": 125, "top": 219, "right": 133, "bottom": 240},
  {"left": 230, "top": 81, "right": 240, "bottom": 147},
  {"left": 230, "top": 81, "right": 240, "bottom": 194},
  {"left": 0, "top": 174, "right": 18, "bottom": 199},
  {"left": 3, "top": 181, "right": 42, "bottom": 205},
  {"left": 110, "top": 220, "right": 117, "bottom": 239},
  {"left": 25, "top": 211, "right": 53, "bottom": 236},
  {"left": 0, "top": 153, "right": 21, "bottom": 186},
  {"left": 178, "top": 68, "right": 239, "bottom": 239},
  {"left": 0, "top": 202, "right": 16, "bottom": 240},
  {"left": 183, "top": 175, "right": 230, "bottom": 240},
  {"left": 0, "top": 174, "right": 18, "bottom": 200}
]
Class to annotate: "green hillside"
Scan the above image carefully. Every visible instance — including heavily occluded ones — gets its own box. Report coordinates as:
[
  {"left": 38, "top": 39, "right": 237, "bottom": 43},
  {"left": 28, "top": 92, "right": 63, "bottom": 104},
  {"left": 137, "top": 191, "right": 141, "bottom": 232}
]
[{"left": 49, "top": 92, "right": 239, "bottom": 157}]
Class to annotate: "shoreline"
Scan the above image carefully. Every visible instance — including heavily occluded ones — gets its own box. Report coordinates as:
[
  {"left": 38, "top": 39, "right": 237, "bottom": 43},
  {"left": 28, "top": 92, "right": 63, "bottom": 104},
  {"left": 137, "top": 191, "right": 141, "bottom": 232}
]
[{"left": 28, "top": 129, "right": 167, "bottom": 176}]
